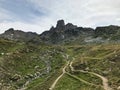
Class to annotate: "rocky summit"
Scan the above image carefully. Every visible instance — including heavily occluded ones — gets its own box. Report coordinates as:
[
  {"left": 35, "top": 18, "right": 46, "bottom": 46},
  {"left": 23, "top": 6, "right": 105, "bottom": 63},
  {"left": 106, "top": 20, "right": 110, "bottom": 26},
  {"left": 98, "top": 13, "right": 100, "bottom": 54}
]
[{"left": 40, "top": 20, "right": 120, "bottom": 44}]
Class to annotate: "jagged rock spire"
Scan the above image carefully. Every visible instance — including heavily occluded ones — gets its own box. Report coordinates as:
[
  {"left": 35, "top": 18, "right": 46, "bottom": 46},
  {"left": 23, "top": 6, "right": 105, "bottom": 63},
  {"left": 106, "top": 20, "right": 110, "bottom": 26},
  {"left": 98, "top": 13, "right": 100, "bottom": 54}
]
[{"left": 56, "top": 20, "right": 65, "bottom": 28}]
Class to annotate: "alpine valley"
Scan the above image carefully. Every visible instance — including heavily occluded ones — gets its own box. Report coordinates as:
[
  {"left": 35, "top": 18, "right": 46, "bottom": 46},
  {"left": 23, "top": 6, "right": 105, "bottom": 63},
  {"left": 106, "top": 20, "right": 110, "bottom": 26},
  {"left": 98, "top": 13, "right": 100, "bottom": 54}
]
[{"left": 0, "top": 20, "right": 120, "bottom": 90}]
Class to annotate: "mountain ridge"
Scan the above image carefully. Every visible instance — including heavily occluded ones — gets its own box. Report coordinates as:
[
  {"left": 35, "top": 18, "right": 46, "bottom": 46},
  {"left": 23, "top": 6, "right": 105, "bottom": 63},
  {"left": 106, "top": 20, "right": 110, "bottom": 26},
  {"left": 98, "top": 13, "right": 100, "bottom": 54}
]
[{"left": 0, "top": 20, "right": 120, "bottom": 44}]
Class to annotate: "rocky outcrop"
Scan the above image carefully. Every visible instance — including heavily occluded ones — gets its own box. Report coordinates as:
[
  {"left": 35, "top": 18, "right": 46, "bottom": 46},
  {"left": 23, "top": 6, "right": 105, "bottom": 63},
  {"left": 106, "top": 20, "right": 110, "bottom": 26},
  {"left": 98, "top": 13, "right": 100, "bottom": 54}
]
[
  {"left": 0, "top": 28, "right": 40, "bottom": 42},
  {"left": 65, "top": 23, "right": 77, "bottom": 30},
  {"left": 56, "top": 20, "right": 65, "bottom": 31},
  {"left": 94, "top": 25, "right": 120, "bottom": 40},
  {"left": 40, "top": 20, "right": 94, "bottom": 44}
]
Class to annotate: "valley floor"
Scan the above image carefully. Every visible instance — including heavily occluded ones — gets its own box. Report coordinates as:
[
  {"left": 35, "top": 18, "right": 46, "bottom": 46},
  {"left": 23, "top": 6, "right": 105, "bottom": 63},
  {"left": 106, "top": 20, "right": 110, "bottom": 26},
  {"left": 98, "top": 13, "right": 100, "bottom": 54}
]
[{"left": 0, "top": 40, "right": 120, "bottom": 90}]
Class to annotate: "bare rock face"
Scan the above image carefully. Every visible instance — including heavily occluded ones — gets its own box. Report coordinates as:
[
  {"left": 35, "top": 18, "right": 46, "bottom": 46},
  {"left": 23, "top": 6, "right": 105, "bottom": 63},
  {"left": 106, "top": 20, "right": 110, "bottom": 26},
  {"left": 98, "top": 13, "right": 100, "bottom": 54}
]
[
  {"left": 0, "top": 28, "right": 39, "bottom": 42},
  {"left": 4, "top": 28, "right": 14, "bottom": 34},
  {"left": 0, "top": 28, "right": 15, "bottom": 40},
  {"left": 54, "top": 20, "right": 65, "bottom": 32},
  {"left": 95, "top": 25, "right": 120, "bottom": 36},
  {"left": 65, "top": 23, "right": 77, "bottom": 30},
  {"left": 49, "top": 26, "right": 55, "bottom": 31},
  {"left": 40, "top": 20, "right": 94, "bottom": 44},
  {"left": 94, "top": 25, "right": 120, "bottom": 40},
  {"left": 56, "top": 20, "right": 65, "bottom": 29},
  {"left": 55, "top": 20, "right": 77, "bottom": 31}
]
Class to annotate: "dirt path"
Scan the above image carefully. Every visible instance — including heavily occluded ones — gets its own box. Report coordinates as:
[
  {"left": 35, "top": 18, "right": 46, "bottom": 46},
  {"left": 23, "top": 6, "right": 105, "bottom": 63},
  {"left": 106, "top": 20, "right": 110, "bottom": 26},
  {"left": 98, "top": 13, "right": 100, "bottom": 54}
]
[
  {"left": 49, "top": 60, "right": 99, "bottom": 90},
  {"left": 70, "top": 61, "right": 113, "bottom": 90},
  {"left": 49, "top": 61, "right": 69, "bottom": 90},
  {"left": 89, "top": 72, "right": 113, "bottom": 90},
  {"left": 49, "top": 60, "right": 113, "bottom": 90}
]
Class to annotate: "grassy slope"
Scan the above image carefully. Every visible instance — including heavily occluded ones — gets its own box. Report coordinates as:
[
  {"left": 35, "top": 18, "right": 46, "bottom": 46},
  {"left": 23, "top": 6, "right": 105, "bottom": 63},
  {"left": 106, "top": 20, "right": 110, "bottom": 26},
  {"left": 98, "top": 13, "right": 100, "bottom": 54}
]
[
  {"left": 54, "top": 74, "right": 103, "bottom": 90},
  {"left": 0, "top": 39, "right": 66, "bottom": 90},
  {"left": 72, "top": 44, "right": 120, "bottom": 90},
  {"left": 0, "top": 38, "right": 120, "bottom": 90}
]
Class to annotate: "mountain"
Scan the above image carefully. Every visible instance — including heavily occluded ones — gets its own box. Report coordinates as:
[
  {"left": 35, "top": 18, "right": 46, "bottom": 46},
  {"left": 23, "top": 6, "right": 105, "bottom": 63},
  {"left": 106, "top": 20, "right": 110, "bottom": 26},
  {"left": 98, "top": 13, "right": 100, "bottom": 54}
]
[
  {"left": 94, "top": 25, "right": 120, "bottom": 40},
  {"left": 40, "top": 20, "right": 94, "bottom": 44},
  {"left": 0, "top": 28, "right": 40, "bottom": 42},
  {"left": 1, "top": 20, "right": 120, "bottom": 44},
  {"left": 40, "top": 20, "right": 120, "bottom": 44}
]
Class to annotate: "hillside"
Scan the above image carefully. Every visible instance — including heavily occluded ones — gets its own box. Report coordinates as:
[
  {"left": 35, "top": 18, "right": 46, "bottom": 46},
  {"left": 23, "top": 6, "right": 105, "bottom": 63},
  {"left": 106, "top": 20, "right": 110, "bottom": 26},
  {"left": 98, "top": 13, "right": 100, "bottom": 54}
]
[{"left": 0, "top": 20, "right": 120, "bottom": 90}]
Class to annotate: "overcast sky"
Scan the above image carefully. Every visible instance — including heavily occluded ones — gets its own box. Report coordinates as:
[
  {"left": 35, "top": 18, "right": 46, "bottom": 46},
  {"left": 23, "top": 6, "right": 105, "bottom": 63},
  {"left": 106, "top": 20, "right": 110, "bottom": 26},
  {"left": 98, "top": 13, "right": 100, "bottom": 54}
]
[{"left": 0, "top": 0, "right": 120, "bottom": 34}]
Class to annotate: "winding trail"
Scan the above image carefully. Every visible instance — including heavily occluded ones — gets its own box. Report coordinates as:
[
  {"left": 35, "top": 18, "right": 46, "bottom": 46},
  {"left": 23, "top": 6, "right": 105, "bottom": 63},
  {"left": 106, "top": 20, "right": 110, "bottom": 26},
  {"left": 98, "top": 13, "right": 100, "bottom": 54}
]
[
  {"left": 49, "top": 61, "right": 69, "bottom": 90},
  {"left": 49, "top": 60, "right": 99, "bottom": 90},
  {"left": 70, "top": 61, "right": 113, "bottom": 90},
  {"left": 90, "top": 72, "right": 113, "bottom": 90},
  {"left": 49, "top": 58, "right": 113, "bottom": 90}
]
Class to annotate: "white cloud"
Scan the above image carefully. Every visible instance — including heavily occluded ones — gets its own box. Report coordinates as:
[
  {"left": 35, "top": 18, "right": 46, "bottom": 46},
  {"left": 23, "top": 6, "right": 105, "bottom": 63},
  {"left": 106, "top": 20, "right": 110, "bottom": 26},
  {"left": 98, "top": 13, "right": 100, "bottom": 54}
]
[
  {"left": 117, "top": 18, "right": 120, "bottom": 21},
  {"left": 0, "top": 8, "right": 10, "bottom": 22},
  {"left": 0, "top": 0, "right": 120, "bottom": 34},
  {"left": 28, "top": 0, "right": 120, "bottom": 27}
]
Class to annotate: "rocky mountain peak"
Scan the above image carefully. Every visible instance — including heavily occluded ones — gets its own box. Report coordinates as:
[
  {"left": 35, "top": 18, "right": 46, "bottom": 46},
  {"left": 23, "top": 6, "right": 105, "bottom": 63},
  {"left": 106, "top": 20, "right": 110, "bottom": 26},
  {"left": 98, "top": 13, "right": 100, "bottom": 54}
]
[
  {"left": 0, "top": 28, "right": 39, "bottom": 42},
  {"left": 4, "top": 28, "right": 14, "bottom": 34},
  {"left": 56, "top": 20, "right": 65, "bottom": 28},
  {"left": 52, "top": 20, "right": 78, "bottom": 32}
]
